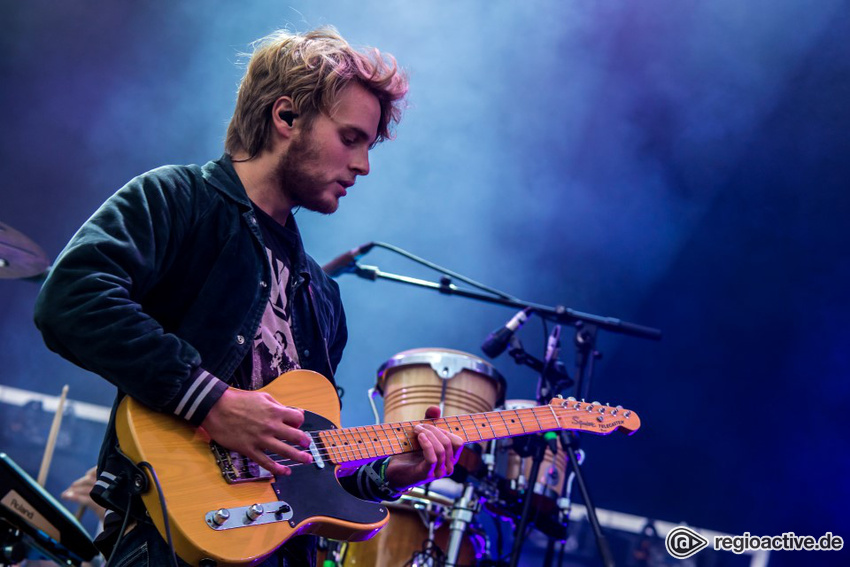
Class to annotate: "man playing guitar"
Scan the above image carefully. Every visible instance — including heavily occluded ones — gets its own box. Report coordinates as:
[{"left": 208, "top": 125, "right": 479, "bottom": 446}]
[{"left": 34, "top": 27, "right": 463, "bottom": 567}]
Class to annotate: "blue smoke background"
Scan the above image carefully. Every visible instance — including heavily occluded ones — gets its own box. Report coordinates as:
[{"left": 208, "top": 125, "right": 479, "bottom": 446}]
[{"left": 1, "top": 1, "right": 848, "bottom": 565}]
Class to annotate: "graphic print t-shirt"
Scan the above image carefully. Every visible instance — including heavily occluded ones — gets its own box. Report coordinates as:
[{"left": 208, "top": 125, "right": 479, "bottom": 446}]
[{"left": 235, "top": 205, "right": 302, "bottom": 390}]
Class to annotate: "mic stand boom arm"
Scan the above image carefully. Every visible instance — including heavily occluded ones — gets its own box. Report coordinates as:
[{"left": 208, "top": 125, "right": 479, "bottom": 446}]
[{"left": 353, "top": 264, "right": 662, "bottom": 341}]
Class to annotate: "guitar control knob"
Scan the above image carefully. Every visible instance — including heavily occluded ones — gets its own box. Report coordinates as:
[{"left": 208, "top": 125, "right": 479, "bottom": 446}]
[
  {"left": 212, "top": 509, "right": 230, "bottom": 526},
  {"left": 246, "top": 504, "right": 265, "bottom": 521}
]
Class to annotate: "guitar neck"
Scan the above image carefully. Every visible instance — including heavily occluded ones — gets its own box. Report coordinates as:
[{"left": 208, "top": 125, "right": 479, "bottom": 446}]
[{"left": 317, "top": 401, "right": 637, "bottom": 465}]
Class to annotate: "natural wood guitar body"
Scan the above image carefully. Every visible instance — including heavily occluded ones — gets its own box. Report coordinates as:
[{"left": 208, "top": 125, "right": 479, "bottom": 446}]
[{"left": 116, "top": 370, "right": 387, "bottom": 566}]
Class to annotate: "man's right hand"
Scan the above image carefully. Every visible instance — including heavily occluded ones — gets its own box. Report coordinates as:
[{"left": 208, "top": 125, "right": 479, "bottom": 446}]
[{"left": 200, "top": 388, "right": 313, "bottom": 476}]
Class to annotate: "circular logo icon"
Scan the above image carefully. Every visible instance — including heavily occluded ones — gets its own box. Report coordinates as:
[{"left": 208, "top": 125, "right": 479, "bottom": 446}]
[{"left": 665, "top": 526, "right": 709, "bottom": 559}]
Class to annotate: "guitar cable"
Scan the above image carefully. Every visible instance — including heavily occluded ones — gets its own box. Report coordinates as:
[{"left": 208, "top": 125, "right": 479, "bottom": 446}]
[
  {"left": 138, "top": 461, "right": 180, "bottom": 567},
  {"left": 103, "top": 461, "right": 179, "bottom": 567},
  {"left": 104, "top": 492, "right": 134, "bottom": 567}
]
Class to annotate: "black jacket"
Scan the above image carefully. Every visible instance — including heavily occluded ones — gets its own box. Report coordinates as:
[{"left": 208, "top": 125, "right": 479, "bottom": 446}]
[{"left": 34, "top": 155, "right": 348, "bottom": 513}]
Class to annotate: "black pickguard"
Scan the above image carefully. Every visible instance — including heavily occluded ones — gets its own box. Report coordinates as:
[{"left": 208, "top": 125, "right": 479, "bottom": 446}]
[{"left": 270, "top": 411, "right": 388, "bottom": 527}]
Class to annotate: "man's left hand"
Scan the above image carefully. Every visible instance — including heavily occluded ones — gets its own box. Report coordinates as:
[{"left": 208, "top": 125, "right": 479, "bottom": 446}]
[{"left": 384, "top": 406, "right": 465, "bottom": 491}]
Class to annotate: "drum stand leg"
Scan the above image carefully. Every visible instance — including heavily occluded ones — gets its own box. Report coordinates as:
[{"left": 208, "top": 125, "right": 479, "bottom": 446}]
[{"left": 444, "top": 483, "right": 477, "bottom": 567}]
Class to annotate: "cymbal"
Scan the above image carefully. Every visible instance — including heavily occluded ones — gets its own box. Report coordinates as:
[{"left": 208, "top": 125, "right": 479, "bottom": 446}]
[{"left": 0, "top": 221, "right": 50, "bottom": 279}]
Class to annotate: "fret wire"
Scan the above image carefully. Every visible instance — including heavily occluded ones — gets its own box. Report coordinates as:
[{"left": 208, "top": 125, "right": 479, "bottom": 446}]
[
  {"left": 473, "top": 414, "right": 486, "bottom": 441},
  {"left": 344, "top": 429, "right": 365, "bottom": 461},
  {"left": 496, "top": 410, "right": 512, "bottom": 437},
  {"left": 452, "top": 415, "right": 471, "bottom": 442},
  {"left": 381, "top": 421, "right": 402, "bottom": 455},
  {"left": 363, "top": 425, "right": 381, "bottom": 459},
  {"left": 482, "top": 412, "right": 499, "bottom": 439},
  {"left": 352, "top": 425, "right": 375, "bottom": 459},
  {"left": 331, "top": 429, "right": 350, "bottom": 462},
  {"left": 393, "top": 422, "right": 409, "bottom": 454},
  {"left": 328, "top": 429, "right": 353, "bottom": 463},
  {"left": 511, "top": 410, "right": 528, "bottom": 434},
  {"left": 375, "top": 422, "right": 393, "bottom": 455},
  {"left": 362, "top": 426, "right": 381, "bottom": 459},
  {"left": 528, "top": 407, "right": 544, "bottom": 431},
  {"left": 319, "top": 430, "right": 336, "bottom": 462},
  {"left": 457, "top": 414, "right": 481, "bottom": 442},
  {"left": 399, "top": 422, "right": 416, "bottom": 452},
  {"left": 376, "top": 424, "right": 392, "bottom": 457}
]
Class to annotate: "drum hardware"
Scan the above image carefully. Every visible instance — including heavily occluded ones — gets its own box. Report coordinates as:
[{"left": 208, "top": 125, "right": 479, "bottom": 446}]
[
  {"left": 325, "top": 242, "right": 661, "bottom": 566},
  {"left": 342, "top": 488, "right": 485, "bottom": 566},
  {"left": 556, "top": 448, "right": 584, "bottom": 527},
  {"left": 364, "top": 349, "right": 502, "bottom": 566},
  {"left": 367, "top": 386, "right": 381, "bottom": 425},
  {"left": 444, "top": 483, "right": 478, "bottom": 567},
  {"left": 539, "top": 447, "right": 587, "bottom": 566}
]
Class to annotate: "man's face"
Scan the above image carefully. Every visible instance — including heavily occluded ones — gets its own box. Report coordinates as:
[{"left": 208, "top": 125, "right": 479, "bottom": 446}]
[{"left": 277, "top": 82, "right": 381, "bottom": 214}]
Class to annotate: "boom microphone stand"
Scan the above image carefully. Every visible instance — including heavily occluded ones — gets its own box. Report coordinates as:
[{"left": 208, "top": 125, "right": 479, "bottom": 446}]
[{"left": 326, "top": 246, "right": 660, "bottom": 566}]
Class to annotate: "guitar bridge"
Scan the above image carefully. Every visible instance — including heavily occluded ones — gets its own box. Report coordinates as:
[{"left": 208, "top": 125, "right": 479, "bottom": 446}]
[{"left": 210, "top": 442, "right": 273, "bottom": 484}]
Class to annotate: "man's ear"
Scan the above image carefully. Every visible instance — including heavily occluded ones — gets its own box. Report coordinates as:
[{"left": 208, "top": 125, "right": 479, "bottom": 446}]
[{"left": 271, "top": 97, "right": 299, "bottom": 134}]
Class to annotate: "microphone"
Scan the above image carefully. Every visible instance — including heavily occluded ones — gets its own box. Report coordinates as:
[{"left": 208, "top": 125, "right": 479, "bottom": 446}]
[
  {"left": 481, "top": 308, "right": 532, "bottom": 358},
  {"left": 322, "top": 242, "right": 375, "bottom": 278}
]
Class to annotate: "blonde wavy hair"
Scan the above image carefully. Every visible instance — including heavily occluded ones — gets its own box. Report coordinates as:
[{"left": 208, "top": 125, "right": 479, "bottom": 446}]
[{"left": 225, "top": 27, "right": 409, "bottom": 158}]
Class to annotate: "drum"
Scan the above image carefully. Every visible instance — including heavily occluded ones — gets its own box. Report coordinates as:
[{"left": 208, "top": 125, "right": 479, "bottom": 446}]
[
  {"left": 499, "top": 400, "right": 568, "bottom": 514},
  {"left": 376, "top": 348, "right": 505, "bottom": 423},
  {"left": 376, "top": 348, "right": 506, "bottom": 479},
  {"left": 341, "top": 488, "right": 485, "bottom": 566}
]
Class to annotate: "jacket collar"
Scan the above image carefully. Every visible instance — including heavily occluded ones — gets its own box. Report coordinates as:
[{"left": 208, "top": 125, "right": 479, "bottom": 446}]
[
  {"left": 203, "top": 154, "right": 312, "bottom": 278},
  {"left": 202, "top": 154, "right": 252, "bottom": 208}
]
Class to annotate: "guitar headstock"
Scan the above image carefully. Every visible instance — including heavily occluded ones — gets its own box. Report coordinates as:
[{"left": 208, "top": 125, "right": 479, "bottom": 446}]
[{"left": 548, "top": 396, "right": 641, "bottom": 435}]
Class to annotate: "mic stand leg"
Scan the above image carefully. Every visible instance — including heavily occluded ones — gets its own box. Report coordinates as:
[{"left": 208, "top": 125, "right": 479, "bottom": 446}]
[
  {"left": 445, "top": 483, "right": 477, "bottom": 567},
  {"left": 561, "top": 431, "right": 615, "bottom": 567},
  {"left": 508, "top": 437, "right": 547, "bottom": 567}
]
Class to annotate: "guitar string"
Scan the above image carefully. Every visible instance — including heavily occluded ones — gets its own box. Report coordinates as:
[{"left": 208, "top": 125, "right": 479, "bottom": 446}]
[
  {"left": 268, "top": 406, "right": 600, "bottom": 466},
  {"left": 224, "top": 406, "right": 619, "bottom": 469},
  {"left": 218, "top": 411, "right": 562, "bottom": 469},
  {"left": 283, "top": 409, "right": 565, "bottom": 463}
]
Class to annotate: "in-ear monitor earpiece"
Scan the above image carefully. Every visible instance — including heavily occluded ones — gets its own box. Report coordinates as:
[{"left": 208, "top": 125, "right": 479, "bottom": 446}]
[{"left": 278, "top": 111, "right": 299, "bottom": 127}]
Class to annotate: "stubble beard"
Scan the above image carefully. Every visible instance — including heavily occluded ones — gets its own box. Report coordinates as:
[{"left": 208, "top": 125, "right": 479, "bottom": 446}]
[{"left": 276, "top": 130, "right": 337, "bottom": 215}]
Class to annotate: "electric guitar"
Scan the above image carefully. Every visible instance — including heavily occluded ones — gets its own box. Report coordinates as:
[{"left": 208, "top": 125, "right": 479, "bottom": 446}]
[{"left": 116, "top": 369, "right": 640, "bottom": 566}]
